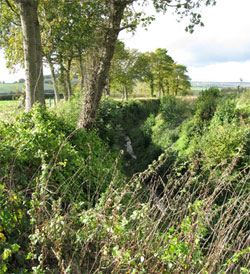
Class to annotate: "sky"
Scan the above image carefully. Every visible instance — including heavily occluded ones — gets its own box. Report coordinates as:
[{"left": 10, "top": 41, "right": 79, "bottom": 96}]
[
  {"left": 1, "top": 0, "right": 250, "bottom": 83},
  {"left": 119, "top": 0, "right": 250, "bottom": 82}
]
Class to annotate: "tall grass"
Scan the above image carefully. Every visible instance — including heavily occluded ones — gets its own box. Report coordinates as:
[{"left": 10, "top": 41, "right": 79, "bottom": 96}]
[{"left": 16, "top": 150, "right": 249, "bottom": 273}]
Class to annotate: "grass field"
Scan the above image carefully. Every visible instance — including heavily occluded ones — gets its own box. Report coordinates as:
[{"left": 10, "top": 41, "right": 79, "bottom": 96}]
[
  {"left": 0, "top": 83, "right": 24, "bottom": 93},
  {"left": 0, "top": 83, "right": 54, "bottom": 94},
  {"left": 0, "top": 99, "right": 57, "bottom": 112},
  {"left": 0, "top": 100, "right": 18, "bottom": 105}
]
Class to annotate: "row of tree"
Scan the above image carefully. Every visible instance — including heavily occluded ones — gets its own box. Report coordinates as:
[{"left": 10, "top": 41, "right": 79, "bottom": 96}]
[
  {"left": 0, "top": 0, "right": 216, "bottom": 128},
  {"left": 110, "top": 44, "right": 191, "bottom": 99}
]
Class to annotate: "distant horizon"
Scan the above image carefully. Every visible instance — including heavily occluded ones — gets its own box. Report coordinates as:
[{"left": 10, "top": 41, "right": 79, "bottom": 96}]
[{"left": 1, "top": 78, "right": 250, "bottom": 85}]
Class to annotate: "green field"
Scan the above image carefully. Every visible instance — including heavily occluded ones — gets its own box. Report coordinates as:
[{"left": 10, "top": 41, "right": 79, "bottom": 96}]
[
  {"left": 0, "top": 82, "right": 54, "bottom": 94},
  {"left": 0, "top": 83, "right": 24, "bottom": 93},
  {"left": 0, "top": 99, "right": 56, "bottom": 111},
  {"left": 0, "top": 100, "right": 18, "bottom": 105}
]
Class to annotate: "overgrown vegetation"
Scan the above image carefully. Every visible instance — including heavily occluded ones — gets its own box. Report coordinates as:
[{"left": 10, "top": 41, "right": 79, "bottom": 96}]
[{"left": 0, "top": 89, "right": 249, "bottom": 273}]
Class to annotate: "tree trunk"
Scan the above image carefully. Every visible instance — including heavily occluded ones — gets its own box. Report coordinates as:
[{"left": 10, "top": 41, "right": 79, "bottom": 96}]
[
  {"left": 125, "top": 86, "right": 128, "bottom": 101},
  {"left": 77, "top": 1, "right": 128, "bottom": 129},
  {"left": 174, "top": 80, "right": 179, "bottom": 96},
  {"left": 59, "top": 64, "right": 68, "bottom": 101},
  {"left": 47, "top": 57, "right": 60, "bottom": 104},
  {"left": 150, "top": 79, "right": 154, "bottom": 97},
  {"left": 65, "top": 59, "right": 72, "bottom": 101},
  {"left": 16, "top": 0, "right": 45, "bottom": 110},
  {"left": 79, "top": 52, "right": 85, "bottom": 92}
]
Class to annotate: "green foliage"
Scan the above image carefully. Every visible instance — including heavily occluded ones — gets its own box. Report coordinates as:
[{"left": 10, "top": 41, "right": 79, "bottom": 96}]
[
  {"left": 21, "top": 151, "right": 250, "bottom": 273},
  {"left": 1, "top": 104, "right": 117, "bottom": 203},
  {"left": 96, "top": 98, "right": 162, "bottom": 174},
  {"left": 0, "top": 104, "right": 123, "bottom": 272},
  {"left": 96, "top": 98, "right": 124, "bottom": 147},
  {"left": 200, "top": 120, "right": 249, "bottom": 170},
  {"left": 196, "top": 98, "right": 250, "bottom": 172},
  {"left": 96, "top": 98, "right": 160, "bottom": 141},
  {"left": 212, "top": 99, "right": 239, "bottom": 124},
  {"left": 176, "top": 89, "right": 250, "bottom": 178},
  {"left": 140, "top": 113, "right": 156, "bottom": 138},
  {"left": 176, "top": 87, "right": 221, "bottom": 155},
  {"left": 195, "top": 86, "right": 220, "bottom": 121},
  {"left": 0, "top": 91, "right": 249, "bottom": 273},
  {"left": 0, "top": 184, "right": 29, "bottom": 273},
  {"left": 160, "top": 95, "right": 191, "bottom": 128},
  {"left": 148, "top": 95, "right": 192, "bottom": 149}
]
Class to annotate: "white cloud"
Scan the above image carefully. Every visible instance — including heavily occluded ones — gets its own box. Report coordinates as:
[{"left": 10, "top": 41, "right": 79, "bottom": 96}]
[
  {"left": 120, "top": 0, "right": 250, "bottom": 81},
  {"left": 188, "top": 61, "right": 250, "bottom": 82}
]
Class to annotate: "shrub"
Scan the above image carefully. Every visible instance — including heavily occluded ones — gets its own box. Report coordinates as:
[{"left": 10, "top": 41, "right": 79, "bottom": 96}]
[
  {"left": 0, "top": 104, "right": 123, "bottom": 273},
  {"left": 212, "top": 99, "right": 239, "bottom": 124},
  {"left": 160, "top": 95, "right": 191, "bottom": 128},
  {"left": 0, "top": 104, "right": 119, "bottom": 204},
  {"left": 195, "top": 87, "right": 220, "bottom": 122},
  {"left": 149, "top": 95, "right": 192, "bottom": 150},
  {"left": 176, "top": 91, "right": 250, "bottom": 187},
  {"left": 175, "top": 87, "right": 221, "bottom": 156}
]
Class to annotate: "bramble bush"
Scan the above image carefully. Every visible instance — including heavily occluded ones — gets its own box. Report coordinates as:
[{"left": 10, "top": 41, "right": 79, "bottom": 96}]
[{"left": 0, "top": 104, "right": 122, "bottom": 273}]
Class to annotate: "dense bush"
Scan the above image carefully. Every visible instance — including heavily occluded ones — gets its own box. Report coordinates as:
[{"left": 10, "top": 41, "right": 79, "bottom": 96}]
[
  {"left": 0, "top": 104, "right": 117, "bottom": 202},
  {"left": 175, "top": 87, "right": 222, "bottom": 155},
  {"left": 194, "top": 87, "right": 220, "bottom": 122},
  {"left": 142, "top": 95, "right": 192, "bottom": 150},
  {"left": 0, "top": 105, "right": 122, "bottom": 273},
  {"left": 176, "top": 94, "right": 249, "bottom": 172}
]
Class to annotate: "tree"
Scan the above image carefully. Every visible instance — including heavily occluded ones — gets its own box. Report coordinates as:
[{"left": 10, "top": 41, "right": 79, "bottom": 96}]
[
  {"left": 133, "top": 52, "right": 155, "bottom": 97},
  {"left": 0, "top": 1, "right": 24, "bottom": 69},
  {"left": 77, "top": 0, "right": 129, "bottom": 129},
  {"left": 170, "top": 63, "right": 191, "bottom": 95},
  {"left": 110, "top": 41, "right": 139, "bottom": 100},
  {"left": 150, "top": 48, "right": 174, "bottom": 97},
  {"left": 40, "top": 0, "right": 106, "bottom": 102},
  {"left": 1, "top": 0, "right": 215, "bottom": 121},
  {"left": 77, "top": 0, "right": 216, "bottom": 129},
  {"left": 9, "top": 0, "right": 45, "bottom": 110}
]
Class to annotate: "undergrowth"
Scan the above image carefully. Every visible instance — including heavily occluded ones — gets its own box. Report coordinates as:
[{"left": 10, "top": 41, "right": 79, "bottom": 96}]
[{"left": 0, "top": 89, "right": 249, "bottom": 273}]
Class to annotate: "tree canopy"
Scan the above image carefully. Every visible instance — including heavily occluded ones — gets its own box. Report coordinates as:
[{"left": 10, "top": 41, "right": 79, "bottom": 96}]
[{"left": 0, "top": 0, "right": 216, "bottom": 125}]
